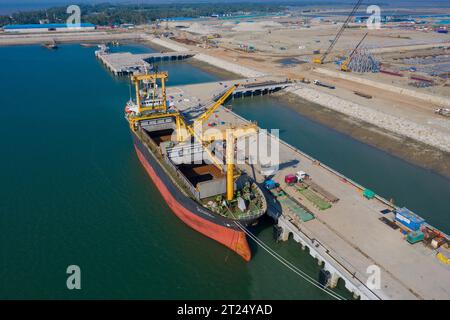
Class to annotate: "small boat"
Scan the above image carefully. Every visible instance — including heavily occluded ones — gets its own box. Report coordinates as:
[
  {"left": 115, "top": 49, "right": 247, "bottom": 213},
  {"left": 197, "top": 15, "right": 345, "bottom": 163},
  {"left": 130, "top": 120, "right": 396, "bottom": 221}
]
[
  {"left": 43, "top": 40, "right": 58, "bottom": 50},
  {"left": 80, "top": 43, "right": 97, "bottom": 48},
  {"left": 353, "top": 91, "right": 372, "bottom": 99}
]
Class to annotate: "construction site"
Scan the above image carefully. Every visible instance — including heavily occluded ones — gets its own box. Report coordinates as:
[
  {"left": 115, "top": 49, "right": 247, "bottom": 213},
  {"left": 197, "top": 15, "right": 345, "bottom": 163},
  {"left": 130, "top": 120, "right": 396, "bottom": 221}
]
[{"left": 127, "top": 2, "right": 448, "bottom": 158}]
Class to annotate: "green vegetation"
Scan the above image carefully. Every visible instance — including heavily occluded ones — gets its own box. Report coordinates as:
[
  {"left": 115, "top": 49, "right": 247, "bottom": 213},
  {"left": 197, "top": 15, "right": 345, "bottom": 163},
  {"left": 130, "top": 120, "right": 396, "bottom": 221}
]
[
  {"left": 276, "top": 195, "right": 315, "bottom": 222},
  {"left": 0, "top": 2, "right": 287, "bottom": 27},
  {"left": 297, "top": 187, "right": 331, "bottom": 210}
]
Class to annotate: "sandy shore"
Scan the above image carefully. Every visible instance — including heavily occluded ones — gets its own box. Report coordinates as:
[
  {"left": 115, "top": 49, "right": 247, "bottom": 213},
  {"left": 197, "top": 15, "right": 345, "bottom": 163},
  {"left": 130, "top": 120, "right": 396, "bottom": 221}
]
[
  {"left": 143, "top": 39, "right": 240, "bottom": 81},
  {"left": 0, "top": 31, "right": 141, "bottom": 46},
  {"left": 184, "top": 58, "right": 241, "bottom": 80}
]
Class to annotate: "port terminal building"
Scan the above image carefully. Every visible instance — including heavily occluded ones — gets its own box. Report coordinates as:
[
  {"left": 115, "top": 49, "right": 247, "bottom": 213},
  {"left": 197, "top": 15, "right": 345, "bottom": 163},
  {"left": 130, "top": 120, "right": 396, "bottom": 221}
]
[{"left": 2, "top": 23, "right": 96, "bottom": 33}]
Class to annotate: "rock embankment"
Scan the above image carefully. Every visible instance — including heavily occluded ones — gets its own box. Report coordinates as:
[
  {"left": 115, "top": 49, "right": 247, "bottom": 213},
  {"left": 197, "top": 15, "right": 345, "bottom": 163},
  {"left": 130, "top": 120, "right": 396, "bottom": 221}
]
[{"left": 287, "top": 85, "right": 450, "bottom": 153}]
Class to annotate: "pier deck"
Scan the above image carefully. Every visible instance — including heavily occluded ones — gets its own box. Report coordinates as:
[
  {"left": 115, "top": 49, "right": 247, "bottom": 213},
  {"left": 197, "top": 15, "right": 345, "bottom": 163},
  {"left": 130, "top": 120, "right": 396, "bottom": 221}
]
[
  {"left": 168, "top": 77, "right": 292, "bottom": 122},
  {"left": 97, "top": 50, "right": 195, "bottom": 75},
  {"left": 168, "top": 79, "right": 450, "bottom": 300}
]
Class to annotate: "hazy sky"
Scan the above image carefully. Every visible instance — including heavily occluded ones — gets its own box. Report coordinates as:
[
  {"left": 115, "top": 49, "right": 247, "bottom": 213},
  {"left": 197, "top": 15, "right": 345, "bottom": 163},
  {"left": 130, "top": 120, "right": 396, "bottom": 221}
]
[
  {"left": 0, "top": 0, "right": 447, "bottom": 5},
  {"left": 0, "top": 0, "right": 448, "bottom": 14},
  {"left": 0, "top": 0, "right": 394, "bottom": 5}
]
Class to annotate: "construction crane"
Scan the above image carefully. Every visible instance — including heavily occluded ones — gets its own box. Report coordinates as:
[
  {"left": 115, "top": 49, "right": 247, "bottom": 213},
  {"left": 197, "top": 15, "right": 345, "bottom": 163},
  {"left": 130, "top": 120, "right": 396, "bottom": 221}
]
[
  {"left": 175, "top": 84, "right": 238, "bottom": 142},
  {"left": 340, "top": 32, "right": 368, "bottom": 71},
  {"left": 176, "top": 84, "right": 259, "bottom": 201},
  {"left": 193, "top": 85, "right": 238, "bottom": 132},
  {"left": 199, "top": 123, "right": 258, "bottom": 201},
  {"left": 313, "top": 0, "right": 364, "bottom": 64},
  {"left": 173, "top": 85, "right": 237, "bottom": 163}
]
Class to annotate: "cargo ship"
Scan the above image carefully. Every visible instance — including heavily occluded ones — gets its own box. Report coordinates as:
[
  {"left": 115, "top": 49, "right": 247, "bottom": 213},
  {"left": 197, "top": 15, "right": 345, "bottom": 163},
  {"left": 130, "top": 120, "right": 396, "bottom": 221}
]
[{"left": 125, "top": 71, "right": 267, "bottom": 261}]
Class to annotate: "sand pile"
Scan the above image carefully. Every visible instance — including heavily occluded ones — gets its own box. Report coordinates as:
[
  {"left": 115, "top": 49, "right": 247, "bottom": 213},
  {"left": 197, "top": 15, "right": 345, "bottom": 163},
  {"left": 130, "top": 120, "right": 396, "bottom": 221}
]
[{"left": 232, "top": 21, "right": 282, "bottom": 32}]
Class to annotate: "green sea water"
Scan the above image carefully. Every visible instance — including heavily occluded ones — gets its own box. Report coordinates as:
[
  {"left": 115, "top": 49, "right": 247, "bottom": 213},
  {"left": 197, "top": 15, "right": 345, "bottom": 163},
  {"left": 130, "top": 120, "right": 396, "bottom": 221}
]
[{"left": 0, "top": 43, "right": 448, "bottom": 300}]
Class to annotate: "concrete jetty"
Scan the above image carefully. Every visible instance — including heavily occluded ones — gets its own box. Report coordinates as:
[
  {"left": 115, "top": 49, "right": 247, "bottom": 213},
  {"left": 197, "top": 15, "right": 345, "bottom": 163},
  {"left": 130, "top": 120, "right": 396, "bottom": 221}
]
[
  {"left": 96, "top": 50, "right": 195, "bottom": 75},
  {"left": 212, "top": 79, "right": 293, "bottom": 100},
  {"left": 167, "top": 77, "right": 292, "bottom": 122},
  {"left": 167, "top": 79, "right": 450, "bottom": 300}
]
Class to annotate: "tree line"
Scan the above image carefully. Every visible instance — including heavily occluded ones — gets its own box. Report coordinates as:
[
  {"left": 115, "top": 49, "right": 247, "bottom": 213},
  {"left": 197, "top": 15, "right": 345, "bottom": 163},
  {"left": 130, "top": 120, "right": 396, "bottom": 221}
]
[{"left": 0, "top": 3, "right": 288, "bottom": 26}]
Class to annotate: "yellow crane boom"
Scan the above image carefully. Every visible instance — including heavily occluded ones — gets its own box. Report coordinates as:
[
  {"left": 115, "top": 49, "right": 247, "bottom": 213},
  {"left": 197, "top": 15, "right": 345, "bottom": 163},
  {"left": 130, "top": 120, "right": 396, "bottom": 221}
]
[
  {"left": 199, "top": 123, "right": 258, "bottom": 200},
  {"left": 177, "top": 115, "right": 225, "bottom": 170},
  {"left": 129, "top": 71, "right": 256, "bottom": 201},
  {"left": 178, "top": 114, "right": 258, "bottom": 200},
  {"left": 174, "top": 84, "right": 239, "bottom": 170},
  {"left": 193, "top": 84, "right": 238, "bottom": 132}
]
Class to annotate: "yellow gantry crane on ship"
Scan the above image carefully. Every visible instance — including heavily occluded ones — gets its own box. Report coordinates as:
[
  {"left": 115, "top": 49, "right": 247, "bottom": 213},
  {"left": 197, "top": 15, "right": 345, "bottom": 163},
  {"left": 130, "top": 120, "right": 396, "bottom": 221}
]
[
  {"left": 131, "top": 71, "right": 168, "bottom": 113},
  {"left": 126, "top": 71, "right": 180, "bottom": 130}
]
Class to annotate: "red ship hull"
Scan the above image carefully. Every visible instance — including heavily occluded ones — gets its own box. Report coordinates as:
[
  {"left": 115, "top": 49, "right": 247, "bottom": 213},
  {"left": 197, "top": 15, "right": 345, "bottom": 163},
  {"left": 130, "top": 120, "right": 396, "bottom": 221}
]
[{"left": 134, "top": 145, "right": 251, "bottom": 261}]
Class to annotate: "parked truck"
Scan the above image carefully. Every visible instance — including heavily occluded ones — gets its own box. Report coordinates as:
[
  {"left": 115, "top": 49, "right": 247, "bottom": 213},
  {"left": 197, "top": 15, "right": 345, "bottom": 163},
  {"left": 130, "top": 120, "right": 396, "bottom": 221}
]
[
  {"left": 264, "top": 179, "right": 278, "bottom": 190},
  {"left": 435, "top": 107, "right": 450, "bottom": 117},
  {"left": 296, "top": 171, "right": 309, "bottom": 182},
  {"left": 313, "top": 79, "right": 335, "bottom": 89}
]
